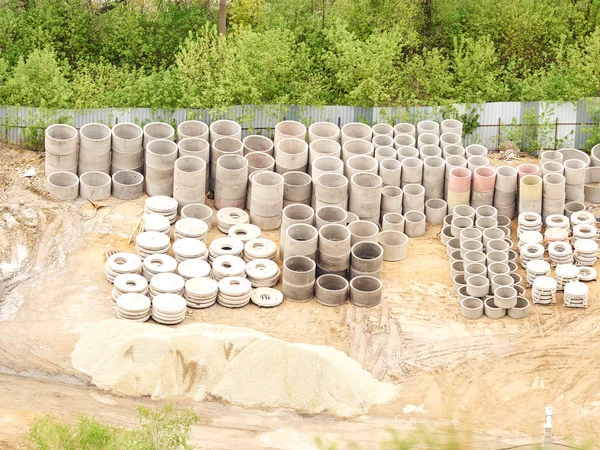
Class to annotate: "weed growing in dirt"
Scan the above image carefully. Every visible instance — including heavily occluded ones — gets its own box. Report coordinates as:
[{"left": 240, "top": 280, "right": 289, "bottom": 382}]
[{"left": 27, "top": 403, "right": 199, "bottom": 450}]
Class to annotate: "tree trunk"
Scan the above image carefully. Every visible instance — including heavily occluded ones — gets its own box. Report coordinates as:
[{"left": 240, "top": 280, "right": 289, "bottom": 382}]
[{"left": 219, "top": 0, "right": 227, "bottom": 36}]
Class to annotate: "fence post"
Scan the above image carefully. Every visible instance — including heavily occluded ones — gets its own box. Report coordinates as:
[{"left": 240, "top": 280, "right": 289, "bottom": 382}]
[
  {"left": 497, "top": 117, "right": 501, "bottom": 150},
  {"left": 554, "top": 117, "right": 559, "bottom": 150}
]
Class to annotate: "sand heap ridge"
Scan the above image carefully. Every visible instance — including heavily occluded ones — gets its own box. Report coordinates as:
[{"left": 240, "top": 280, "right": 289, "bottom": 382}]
[{"left": 71, "top": 319, "right": 399, "bottom": 417}]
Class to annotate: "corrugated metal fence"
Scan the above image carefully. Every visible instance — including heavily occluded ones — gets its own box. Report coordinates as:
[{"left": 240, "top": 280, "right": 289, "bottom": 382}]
[{"left": 0, "top": 99, "right": 598, "bottom": 150}]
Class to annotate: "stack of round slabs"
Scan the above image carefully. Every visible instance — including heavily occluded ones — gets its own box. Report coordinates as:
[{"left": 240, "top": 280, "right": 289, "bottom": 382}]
[
  {"left": 143, "top": 213, "right": 171, "bottom": 236},
  {"left": 548, "top": 241, "right": 573, "bottom": 266},
  {"left": 574, "top": 239, "right": 599, "bottom": 266},
  {"left": 526, "top": 259, "right": 551, "bottom": 286},
  {"left": 184, "top": 277, "right": 219, "bottom": 308},
  {"left": 174, "top": 218, "right": 209, "bottom": 242},
  {"left": 251, "top": 287, "right": 284, "bottom": 307},
  {"left": 243, "top": 238, "right": 278, "bottom": 262},
  {"left": 216, "top": 207, "right": 249, "bottom": 233},
  {"left": 112, "top": 273, "right": 148, "bottom": 301},
  {"left": 518, "top": 231, "right": 543, "bottom": 251},
  {"left": 135, "top": 231, "right": 171, "bottom": 260},
  {"left": 151, "top": 293, "right": 186, "bottom": 325},
  {"left": 105, "top": 252, "right": 142, "bottom": 283},
  {"left": 545, "top": 214, "right": 570, "bottom": 230},
  {"left": 208, "top": 237, "right": 245, "bottom": 263},
  {"left": 145, "top": 196, "right": 178, "bottom": 224},
  {"left": 228, "top": 224, "right": 262, "bottom": 243},
  {"left": 172, "top": 238, "right": 208, "bottom": 263},
  {"left": 217, "top": 276, "right": 252, "bottom": 308},
  {"left": 532, "top": 276, "right": 557, "bottom": 305},
  {"left": 212, "top": 255, "right": 246, "bottom": 281},
  {"left": 578, "top": 266, "right": 597, "bottom": 282},
  {"left": 517, "top": 212, "right": 542, "bottom": 237},
  {"left": 519, "top": 243, "right": 545, "bottom": 269},
  {"left": 177, "top": 258, "right": 212, "bottom": 281},
  {"left": 142, "top": 254, "right": 178, "bottom": 282},
  {"left": 564, "top": 281, "right": 589, "bottom": 308},
  {"left": 246, "top": 259, "right": 280, "bottom": 288},
  {"left": 149, "top": 272, "right": 185, "bottom": 299},
  {"left": 544, "top": 227, "right": 569, "bottom": 245},
  {"left": 116, "top": 293, "right": 151, "bottom": 322},
  {"left": 555, "top": 263, "right": 580, "bottom": 291}
]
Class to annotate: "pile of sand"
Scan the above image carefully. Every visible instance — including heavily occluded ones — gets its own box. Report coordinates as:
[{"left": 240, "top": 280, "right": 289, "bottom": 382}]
[{"left": 71, "top": 320, "right": 399, "bottom": 417}]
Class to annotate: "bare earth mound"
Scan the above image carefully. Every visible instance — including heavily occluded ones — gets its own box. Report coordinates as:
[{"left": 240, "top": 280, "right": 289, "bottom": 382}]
[{"left": 71, "top": 319, "right": 399, "bottom": 418}]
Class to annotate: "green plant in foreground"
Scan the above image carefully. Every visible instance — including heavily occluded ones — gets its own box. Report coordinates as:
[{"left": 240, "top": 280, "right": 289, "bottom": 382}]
[{"left": 27, "top": 403, "right": 199, "bottom": 450}]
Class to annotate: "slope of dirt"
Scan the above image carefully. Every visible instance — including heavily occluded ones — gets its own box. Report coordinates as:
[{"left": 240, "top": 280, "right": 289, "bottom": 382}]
[{"left": 1, "top": 143, "right": 600, "bottom": 447}]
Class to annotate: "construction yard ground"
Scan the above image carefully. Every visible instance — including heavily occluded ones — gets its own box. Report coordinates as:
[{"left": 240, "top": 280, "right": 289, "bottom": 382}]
[{"left": 0, "top": 144, "right": 599, "bottom": 449}]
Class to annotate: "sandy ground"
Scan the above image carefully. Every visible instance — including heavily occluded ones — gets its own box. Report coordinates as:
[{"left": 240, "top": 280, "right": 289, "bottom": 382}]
[{"left": 0, "top": 144, "right": 599, "bottom": 449}]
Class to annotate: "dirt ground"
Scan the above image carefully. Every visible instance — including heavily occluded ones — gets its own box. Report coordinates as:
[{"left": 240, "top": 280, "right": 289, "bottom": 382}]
[{"left": 1, "top": 144, "right": 599, "bottom": 449}]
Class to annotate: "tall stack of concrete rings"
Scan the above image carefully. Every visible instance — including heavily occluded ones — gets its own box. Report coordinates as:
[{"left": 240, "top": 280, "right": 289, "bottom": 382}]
[{"left": 45, "top": 119, "right": 598, "bottom": 311}]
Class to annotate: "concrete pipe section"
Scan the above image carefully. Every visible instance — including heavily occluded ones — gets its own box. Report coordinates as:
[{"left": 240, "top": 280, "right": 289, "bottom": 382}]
[
  {"left": 342, "top": 139, "right": 375, "bottom": 163},
  {"left": 308, "top": 122, "right": 340, "bottom": 143},
  {"left": 345, "top": 155, "right": 378, "bottom": 179},
  {"left": 350, "top": 241, "right": 384, "bottom": 279},
  {"left": 243, "top": 135, "right": 274, "bottom": 156},
  {"left": 45, "top": 124, "right": 78, "bottom": 156},
  {"left": 280, "top": 204, "right": 315, "bottom": 260},
  {"left": 447, "top": 167, "right": 471, "bottom": 212},
  {"left": 111, "top": 123, "right": 143, "bottom": 154},
  {"left": 397, "top": 146, "right": 419, "bottom": 162},
  {"left": 422, "top": 156, "right": 445, "bottom": 199},
  {"left": 275, "top": 138, "right": 309, "bottom": 174},
  {"left": 584, "top": 167, "right": 600, "bottom": 203},
  {"left": 145, "top": 139, "right": 178, "bottom": 197},
  {"left": 372, "top": 134, "right": 394, "bottom": 149},
  {"left": 178, "top": 120, "right": 209, "bottom": 142},
  {"left": 440, "top": 132, "right": 461, "bottom": 150},
  {"left": 350, "top": 276, "right": 383, "bottom": 307},
  {"left": 174, "top": 156, "right": 207, "bottom": 211},
  {"left": 318, "top": 224, "right": 351, "bottom": 273},
  {"left": 177, "top": 138, "right": 210, "bottom": 167},
  {"left": 540, "top": 150, "right": 564, "bottom": 165},
  {"left": 379, "top": 159, "right": 402, "bottom": 187},
  {"left": 181, "top": 203, "right": 213, "bottom": 231},
  {"left": 564, "top": 201, "right": 585, "bottom": 219},
  {"left": 341, "top": 122, "right": 372, "bottom": 145},
  {"left": 417, "top": 133, "right": 439, "bottom": 150},
  {"left": 214, "top": 154, "right": 248, "bottom": 210},
  {"left": 250, "top": 171, "right": 284, "bottom": 230},
  {"left": 311, "top": 156, "right": 344, "bottom": 186},
  {"left": 348, "top": 220, "right": 379, "bottom": 246},
  {"left": 401, "top": 157, "right": 423, "bottom": 187},
  {"left": 349, "top": 173, "right": 382, "bottom": 220},
  {"left": 210, "top": 136, "right": 244, "bottom": 190},
  {"left": 443, "top": 155, "right": 467, "bottom": 194},
  {"left": 472, "top": 166, "right": 496, "bottom": 207},
  {"left": 245, "top": 152, "right": 275, "bottom": 176},
  {"left": 460, "top": 297, "right": 484, "bottom": 319},
  {"left": 417, "top": 120, "right": 440, "bottom": 137},
  {"left": 394, "top": 135, "right": 416, "bottom": 150},
  {"left": 274, "top": 120, "right": 306, "bottom": 146},
  {"left": 79, "top": 171, "right": 111, "bottom": 201},
  {"left": 315, "top": 274, "right": 348, "bottom": 306},
  {"left": 282, "top": 256, "right": 316, "bottom": 302},
  {"left": 465, "top": 144, "right": 487, "bottom": 160},
  {"left": 283, "top": 171, "right": 312, "bottom": 206},
  {"left": 377, "top": 230, "right": 409, "bottom": 261},
  {"left": 209, "top": 120, "right": 242, "bottom": 144},
  {"left": 441, "top": 119, "right": 463, "bottom": 136},
  {"left": 381, "top": 186, "right": 403, "bottom": 215},
  {"left": 79, "top": 123, "right": 111, "bottom": 173},
  {"left": 313, "top": 172, "right": 348, "bottom": 210},
  {"left": 541, "top": 161, "right": 564, "bottom": 178},
  {"left": 375, "top": 146, "right": 396, "bottom": 162},
  {"left": 315, "top": 206, "right": 347, "bottom": 230},
  {"left": 519, "top": 174, "right": 543, "bottom": 215},
  {"left": 112, "top": 170, "right": 144, "bottom": 200},
  {"left": 47, "top": 171, "right": 79, "bottom": 200},
  {"left": 404, "top": 211, "right": 426, "bottom": 238},
  {"left": 309, "top": 139, "right": 342, "bottom": 170},
  {"left": 284, "top": 223, "right": 319, "bottom": 260},
  {"left": 443, "top": 144, "right": 465, "bottom": 159},
  {"left": 425, "top": 198, "right": 447, "bottom": 224},
  {"left": 467, "top": 156, "right": 489, "bottom": 172},
  {"left": 563, "top": 159, "right": 586, "bottom": 203},
  {"left": 394, "top": 123, "right": 416, "bottom": 138},
  {"left": 372, "top": 123, "right": 393, "bottom": 137},
  {"left": 558, "top": 148, "right": 590, "bottom": 167},
  {"left": 143, "top": 122, "right": 174, "bottom": 150},
  {"left": 402, "top": 184, "right": 424, "bottom": 213},
  {"left": 382, "top": 213, "right": 405, "bottom": 233}
]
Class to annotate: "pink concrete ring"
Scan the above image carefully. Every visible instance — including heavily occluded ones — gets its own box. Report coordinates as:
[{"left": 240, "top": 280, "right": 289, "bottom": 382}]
[
  {"left": 472, "top": 166, "right": 496, "bottom": 193},
  {"left": 448, "top": 167, "right": 472, "bottom": 193}
]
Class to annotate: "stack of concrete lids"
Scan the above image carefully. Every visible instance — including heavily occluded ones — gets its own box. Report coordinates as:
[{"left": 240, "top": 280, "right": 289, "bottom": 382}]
[
  {"left": 149, "top": 272, "right": 185, "bottom": 299},
  {"left": 228, "top": 224, "right": 261, "bottom": 243},
  {"left": 112, "top": 273, "right": 148, "bottom": 301},
  {"left": 135, "top": 231, "right": 170, "bottom": 260},
  {"left": 174, "top": 218, "right": 208, "bottom": 242},
  {"left": 151, "top": 293, "right": 186, "bottom": 324},
  {"left": 177, "top": 259, "right": 212, "bottom": 281},
  {"left": 251, "top": 287, "right": 284, "bottom": 307},
  {"left": 105, "top": 252, "right": 142, "bottom": 283},
  {"left": 116, "top": 293, "right": 151, "bottom": 322},
  {"left": 245, "top": 259, "right": 280, "bottom": 288},
  {"left": 208, "top": 237, "right": 244, "bottom": 263},
  {"left": 216, "top": 207, "right": 249, "bottom": 233},
  {"left": 243, "top": 238, "right": 277, "bottom": 262},
  {"left": 564, "top": 281, "right": 588, "bottom": 308},
  {"left": 142, "top": 254, "right": 177, "bottom": 282},
  {"left": 145, "top": 196, "right": 178, "bottom": 224},
  {"left": 143, "top": 213, "right": 171, "bottom": 235},
  {"left": 172, "top": 238, "right": 208, "bottom": 263},
  {"left": 217, "top": 276, "right": 252, "bottom": 308},
  {"left": 184, "top": 277, "right": 219, "bottom": 308},
  {"left": 212, "top": 255, "right": 246, "bottom": 281}
]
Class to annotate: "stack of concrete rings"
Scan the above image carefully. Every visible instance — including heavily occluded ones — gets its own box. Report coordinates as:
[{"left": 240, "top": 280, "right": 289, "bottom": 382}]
[{"left": 282, "top": 256, "right": 316, "bottom": 302}]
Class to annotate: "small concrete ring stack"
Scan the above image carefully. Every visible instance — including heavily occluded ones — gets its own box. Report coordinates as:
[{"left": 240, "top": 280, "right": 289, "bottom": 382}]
[
  {"left": 149, "top": 272, "right": 185, "bottom": 299},
  {"left": 177, "top": 259, "right": 212, "bottom": 280},
  {"left": 228, "top": 224, "right": 262, "bottom": 243},
  {"left": 282, "top": 256, "right": 316, "bottom": 302},
  {"left": 212, "top": 255, "right": 246, "bottom": 281},
  {"left": 217, "top": 207, "right": 249, "bottom": 233},
  {"left": 105, "top": 252, "right": 143, "bottom": 283},
  {"left": 184, "top": 277, "right": 219, "bottom": 308},
  {"left": 142, "top": 254, "right": 178, "bottom": 281},
  {"left": 246, "top": 259, "right": 281, "bottom": 287},
  {"left": 112, "top": 273, "right": 148, "bottom": 301},
  {"left": 243, "top": 238, "right": 278, "bottom": 262},
  {"left": 116, "top": 293, "right": 151, "bottom": 322},
  {"left": 174, "top": 218, "right": 209, "bottom": 241},
  {"left": 208, "top": 237, "right": 245, "bottom": 263},
  {"left": 315, "top": 274, "right": 349, "bottom": 306},
  {"left": 151, "top": 293, "right": 186, "bottom": 325},
  {"left": 172, "top": 238, "right": 208, "bottom": 262},
  {"left": 135, "top": 231, "right": 171, "bottom": 259},
  {"left": 144, "top": 196, "right": 178, "bottom": 224},
  {"left": 217, "top": 276, "right": 253, "bottom": 307}
]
